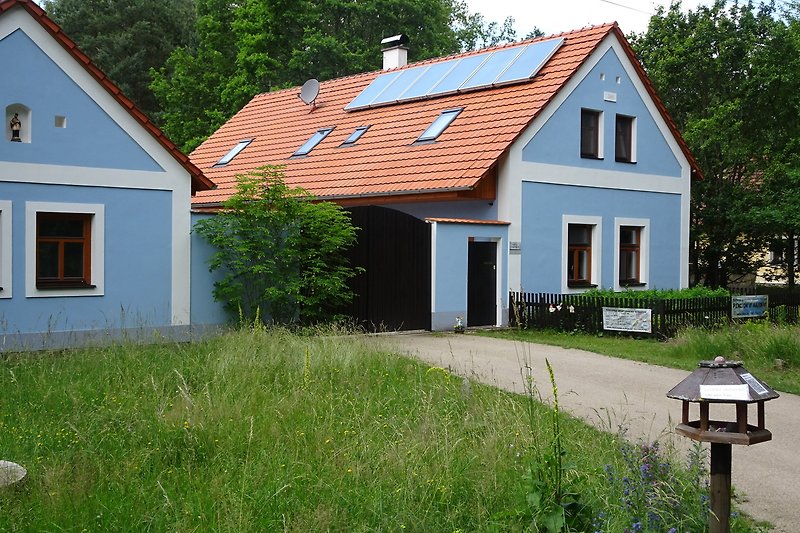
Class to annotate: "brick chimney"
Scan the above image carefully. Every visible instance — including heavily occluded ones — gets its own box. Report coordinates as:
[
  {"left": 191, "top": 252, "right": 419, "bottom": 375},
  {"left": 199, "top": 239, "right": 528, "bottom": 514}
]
[{"left": 381, "top": 34, "right": 409, "bottom": 70}]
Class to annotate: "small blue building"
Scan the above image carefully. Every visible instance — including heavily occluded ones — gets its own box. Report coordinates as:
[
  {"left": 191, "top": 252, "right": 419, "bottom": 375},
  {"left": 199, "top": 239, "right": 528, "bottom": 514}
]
[{"left": 0, "top": 0, "right": 213, "bottom": 350}]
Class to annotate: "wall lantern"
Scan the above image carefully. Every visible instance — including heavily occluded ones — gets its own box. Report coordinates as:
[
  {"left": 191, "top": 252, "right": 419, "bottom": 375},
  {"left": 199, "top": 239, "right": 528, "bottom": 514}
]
[{"left": 666, "top": 356, "right": 779, "bottom": 533}]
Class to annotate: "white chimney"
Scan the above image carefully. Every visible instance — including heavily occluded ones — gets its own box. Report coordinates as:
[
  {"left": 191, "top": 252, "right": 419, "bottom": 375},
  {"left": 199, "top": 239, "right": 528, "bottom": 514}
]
[{"left": 381, "top": 34, "right": 409, "bottom": 70}]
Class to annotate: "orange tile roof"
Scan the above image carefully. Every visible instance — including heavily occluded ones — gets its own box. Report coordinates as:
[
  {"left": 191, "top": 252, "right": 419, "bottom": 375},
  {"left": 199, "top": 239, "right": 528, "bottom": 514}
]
[
  {"left": 1, "top": 0, "right": 214, "bottom": 194},
  {"left": 190, "top": 23, "right": 699, "bottom": 207}
]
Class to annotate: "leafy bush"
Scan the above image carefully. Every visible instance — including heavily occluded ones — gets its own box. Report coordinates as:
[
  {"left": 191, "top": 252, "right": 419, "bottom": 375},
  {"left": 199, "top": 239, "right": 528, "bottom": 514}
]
[
  {"left": 194, "top": 166, "right": 359, "bottom": 325},
  {"left": 582, "top": 286, "right": 731, "bottom": 300}
]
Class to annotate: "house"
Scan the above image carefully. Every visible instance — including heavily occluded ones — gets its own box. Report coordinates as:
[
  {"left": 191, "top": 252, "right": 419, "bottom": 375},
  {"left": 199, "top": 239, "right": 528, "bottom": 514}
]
[
  {"left": 0, "top": 0, "right": 214, "bottom": 351},
  {"left": 189, "top": 24, "right": 699, "bottom": 332},
  {"left": 190, "top": 23, "right": 699, "bottom": 332}
]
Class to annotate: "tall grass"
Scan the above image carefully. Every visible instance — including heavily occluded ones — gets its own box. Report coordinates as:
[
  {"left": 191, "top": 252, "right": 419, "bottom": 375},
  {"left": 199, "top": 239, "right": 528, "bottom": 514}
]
[{"left": 0, "top": 329, "right": 761, "bottom": 531}]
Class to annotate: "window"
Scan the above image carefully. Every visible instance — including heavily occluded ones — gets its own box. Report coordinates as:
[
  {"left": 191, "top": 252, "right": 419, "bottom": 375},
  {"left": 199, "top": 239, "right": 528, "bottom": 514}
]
[
  {"left": 567, "top": 224, "right": 593, "bottom": 286},
  {"left": 563, "top": 215, "right": 601, "bottom": 292},
  {"left": 580, "top": 109, "right": 602, "bottom": 158},
  {"left": 615, "top": 115, "right": 636, "bottom": 163},
  {"left": 214, "top": 139, "right": 252, "bottom": 167},
  {"left": 339, "top": 126, "right": 370, "bottom": 147},
  {"left": 36, "top": 213, "right": 93, "bottom": 288},
  {"left": 292, "top": 127, "right": 334, "bottom": 157},
  {"left": 0, "top": 200, "right": 11, "bottom": 298},
  {"left": 26, "top": 202, "right": 104, "bottom": 297},
  {"left": 415, "top": 108, "right": 462, "bottom": 143},
  {"left": 619, "top": 226, "right": 641, "bottom": 285},
  {"left": 615, "top": 218, "right": 648, "bottom": 290}
]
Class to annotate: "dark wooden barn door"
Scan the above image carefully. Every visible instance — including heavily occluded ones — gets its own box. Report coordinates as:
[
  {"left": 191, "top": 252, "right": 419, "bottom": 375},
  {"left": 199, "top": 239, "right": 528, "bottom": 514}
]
[
  {"left": 342, "top": 206, "right": 431, "bottom": 331},
  {"left": 467, "top": 241, "right": 497, "bottom": 326}
]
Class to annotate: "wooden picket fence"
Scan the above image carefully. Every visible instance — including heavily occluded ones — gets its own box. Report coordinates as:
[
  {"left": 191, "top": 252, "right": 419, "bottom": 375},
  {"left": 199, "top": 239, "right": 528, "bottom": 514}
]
[{"left": 509, "top": 292, "right": 800, "bottom": 338}]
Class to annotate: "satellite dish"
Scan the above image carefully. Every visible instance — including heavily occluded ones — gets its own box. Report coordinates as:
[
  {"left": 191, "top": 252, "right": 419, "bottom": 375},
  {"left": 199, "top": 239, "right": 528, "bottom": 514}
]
[{"left": 299, "top": 78, "right": 320, "bottom": 108}]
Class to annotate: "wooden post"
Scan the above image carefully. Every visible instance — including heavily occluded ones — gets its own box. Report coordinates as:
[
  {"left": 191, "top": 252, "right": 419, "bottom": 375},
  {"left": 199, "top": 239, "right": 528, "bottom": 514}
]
[{"left": 709, "top": 442, "right": 732, "bottom": 533}]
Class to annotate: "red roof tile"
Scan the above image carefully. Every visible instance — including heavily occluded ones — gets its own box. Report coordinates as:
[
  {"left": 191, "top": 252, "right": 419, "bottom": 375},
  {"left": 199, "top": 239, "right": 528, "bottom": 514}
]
[
  {"left": 1, "top": 0, "right": 214, "bottom": 194},
  {"left": 190, "top": 23, "right": 699, "bottom": 207}
]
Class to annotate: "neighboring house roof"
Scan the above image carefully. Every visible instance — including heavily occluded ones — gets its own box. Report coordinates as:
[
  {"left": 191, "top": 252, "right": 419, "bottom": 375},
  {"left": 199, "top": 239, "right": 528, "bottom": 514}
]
[
  {"left": 190, "top": 23, "right": 700, "bottom": 207},
  {"left": 0, "top": 0, "right": 214, "bottom": 194}
]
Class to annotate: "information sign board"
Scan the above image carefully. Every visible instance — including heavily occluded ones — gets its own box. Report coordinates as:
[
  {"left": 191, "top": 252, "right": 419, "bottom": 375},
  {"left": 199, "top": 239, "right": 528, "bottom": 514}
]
[{"left": 602, "top": 307, "right": 652, "bottom": 333}]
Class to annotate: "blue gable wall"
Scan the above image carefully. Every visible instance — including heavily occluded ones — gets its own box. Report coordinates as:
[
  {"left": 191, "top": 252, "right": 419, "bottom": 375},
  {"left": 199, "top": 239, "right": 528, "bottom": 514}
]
[
  {"left": 0, "top": 183, "right": 173, "bottom": 337},
  {"left": 522, "top": 48, "right": 682, "bottom": 178},
  {"left": 0, "top": 29, "right": 161, "bottom": 171},
  {"left": 521, "top": 182, "right": 682, "bottom": 293}
]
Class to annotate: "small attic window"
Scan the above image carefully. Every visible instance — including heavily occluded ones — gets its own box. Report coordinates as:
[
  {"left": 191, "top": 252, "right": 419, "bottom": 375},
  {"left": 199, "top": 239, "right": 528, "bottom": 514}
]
[
  {"left": 339, "top": 126, "right": 370, "bottom": 148},
  {"left": 214, "top": 139, "right": 252, "bottom": 167},
  {"left": 414, "top": 108, "right": 462, "bottom": 144},
  {"left": 292, "top": 127, "right": 334, "bottom": 157}
]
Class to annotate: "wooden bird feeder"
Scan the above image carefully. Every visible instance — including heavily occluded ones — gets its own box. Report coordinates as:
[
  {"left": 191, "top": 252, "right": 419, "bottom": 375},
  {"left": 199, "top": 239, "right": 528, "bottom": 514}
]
[{"left": 666, "top": 356, "right": 779, "bottom": 533}]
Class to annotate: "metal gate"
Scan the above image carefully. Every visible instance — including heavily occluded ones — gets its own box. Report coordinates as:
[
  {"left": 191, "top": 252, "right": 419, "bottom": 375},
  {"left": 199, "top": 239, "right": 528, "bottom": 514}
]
[{"left": 342, "top": 206, "right": 431, "bottom": 331}]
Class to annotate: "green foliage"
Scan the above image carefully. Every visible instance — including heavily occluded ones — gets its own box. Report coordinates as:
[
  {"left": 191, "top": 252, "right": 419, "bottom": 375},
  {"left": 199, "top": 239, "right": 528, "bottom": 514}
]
[
  {"left": 44, "top": 0, "right": 197, "bottom": 120},
  {"left": 193, "top": 166, "right": 358, "bottom": 325},
  {"left": 153, "top": 0, "right": 524, "bottom": 151},
  {"left": 632, "top": 1, "right": 800, "bottom": 288},
  {"left": 582, "top": 286, "right": 730, "bottom": 299}
]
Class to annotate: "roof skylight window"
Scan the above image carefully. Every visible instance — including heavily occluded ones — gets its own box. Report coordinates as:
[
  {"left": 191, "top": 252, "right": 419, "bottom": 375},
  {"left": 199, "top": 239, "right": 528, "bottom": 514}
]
[
  {"left": 339, "top": 126, "right": 370, "bottom": 147},
  {"left": 213, "top": 139, "right": 252, "bottom": 167},
  {"left": 292, "top": 127, "right": 334, "bottom": 157},
  {"left": 415, "top": 108, "right": 462, "bottom": 143}
]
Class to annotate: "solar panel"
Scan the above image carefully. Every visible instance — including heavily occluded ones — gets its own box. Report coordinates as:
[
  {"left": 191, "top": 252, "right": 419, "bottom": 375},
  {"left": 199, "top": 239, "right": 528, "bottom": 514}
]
[
  {"left": 459, "top": 47, "right": 523, "bottom": 91},
  {"left": 495, "top": 38, "right": 564, "bottom": 84},
  {"left": 345, "top": 37, "right": 565, "bottom": 111},
  {"left": 398, "top": 61, "right": 459, "bottom": 101},
  {"left": 427, "top": 54, "right": 488, "bottom": 95},
  {"left": 345, "top": 70, "right": 402, "bottom": 110}
]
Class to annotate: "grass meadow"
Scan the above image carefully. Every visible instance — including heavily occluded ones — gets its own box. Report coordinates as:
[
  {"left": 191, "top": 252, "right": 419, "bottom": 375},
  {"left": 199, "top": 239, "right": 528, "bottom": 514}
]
[{"left": 0, "top": 327, "right": 764, "bottom": 531}]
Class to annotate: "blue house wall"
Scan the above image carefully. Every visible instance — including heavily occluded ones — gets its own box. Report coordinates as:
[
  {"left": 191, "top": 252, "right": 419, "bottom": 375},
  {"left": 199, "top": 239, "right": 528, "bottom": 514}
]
[
  {"left": 0, "top": 30, "right": 161, "bottom": 171},
  {"left": 0, "top": 6, "right": 198, "bottom": 350},
  {"left": 498, "top": 36, "right": 692, "bottom": 295}
]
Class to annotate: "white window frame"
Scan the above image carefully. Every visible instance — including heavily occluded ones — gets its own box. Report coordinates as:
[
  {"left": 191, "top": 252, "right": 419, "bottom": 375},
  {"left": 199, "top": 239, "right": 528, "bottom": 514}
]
[
  {"left": 580, "top": 108, "right": 604, "bottom": 159},
  {"left": 614, "top": 217, "right": 649, "bottom": 291},
  {"left": 562, "top": 215, "right": 602, "bottom": 293},
  {"left": 614, "top": 114, "right": 637, "bottom": 163},
  {"left": 25, "top": 202, "right": 104, "bottom": 297},
  {"left": 0, "top": 200, "right": 11, "bottom": 299}
]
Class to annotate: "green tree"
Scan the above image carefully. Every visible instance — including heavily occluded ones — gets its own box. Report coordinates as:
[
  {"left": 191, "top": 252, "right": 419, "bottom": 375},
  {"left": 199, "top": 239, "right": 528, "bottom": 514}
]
[
  {"left": 150, "top": 0, "right": 237, "bottom": 152},
  {"left": 44, "top": 0, "right": 197, "bottom": 120},
  {"left": 632, "top": 1, "right": 794, "bottom": 287},
  {"left": 194, "top": 166, "right": 359, "bottom": 325},
  {"left": 153, "top": 0, "right": 523, "bottom": 152}
]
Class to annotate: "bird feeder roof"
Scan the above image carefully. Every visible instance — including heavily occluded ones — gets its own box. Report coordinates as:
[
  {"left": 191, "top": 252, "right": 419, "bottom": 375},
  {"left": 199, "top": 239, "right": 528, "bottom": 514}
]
[{"left": 667, "top": 359, "right": 779, "bottom": 403}]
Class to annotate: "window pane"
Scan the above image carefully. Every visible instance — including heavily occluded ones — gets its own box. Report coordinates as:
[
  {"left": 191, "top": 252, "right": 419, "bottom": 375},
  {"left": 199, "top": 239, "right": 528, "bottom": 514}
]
[
  {"left": 581, "top": 109, "right": 600, "bottom": 157},
  {"left": 39, "top": 218, "right": 84, "bottom": 238},
  {"left": 37, "top": 242, "right": 59, "bottom": 278},
  {"left": 63, "top": 242, "right": 84, "bottom": 278},
  {"left": 620, "top": 227, "right": 638, "bottom": 245},
  {"left": 615, "top": 115, "right": 633, "bottom": 162},
  {"left": 577, "top": 250, "right": 589, "bottom": 280},
  {"left": 416, "top": 109, "right": 462, "bottom": 142},
  {"left": 568, "top": 225, "right": 591, "bottom": 245}
]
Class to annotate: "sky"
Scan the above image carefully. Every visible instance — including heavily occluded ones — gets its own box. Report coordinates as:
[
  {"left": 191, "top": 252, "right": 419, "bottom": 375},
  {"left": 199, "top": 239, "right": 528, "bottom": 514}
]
[{"left": 463, "top": 0, "right": 711, "bottom": 37}]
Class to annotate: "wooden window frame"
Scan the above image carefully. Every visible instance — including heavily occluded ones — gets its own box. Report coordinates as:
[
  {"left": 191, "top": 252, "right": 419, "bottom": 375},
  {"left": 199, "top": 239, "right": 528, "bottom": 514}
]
[
  {"left": 615, "top": 114, "right": 635, "bottom": 163},
  {"left": 36, "top": 212, "right": 94, "bottom": 289},
  {"left": 567, "top": 223, "right": 593, "bottom": 287},
  {"left": 618, "top": 225, "right": 641, "bottom": 285},
  {"left": 580, "top": 109, "right": 602, "bottom": 159}
]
